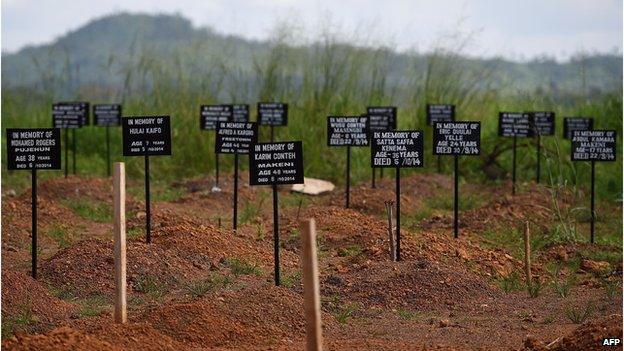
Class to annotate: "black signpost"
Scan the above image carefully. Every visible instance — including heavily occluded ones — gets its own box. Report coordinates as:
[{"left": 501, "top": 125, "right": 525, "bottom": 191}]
[
  {"left": 249, "top": 141, "right": 304, "bottom": 285},
  {"left": 571, "top": 130, "right": 616, "bottom": 244},
  {"left": 6, "top": 128, "right": 61, "bottom": 279},
  {"left": 499, "top": 112, "right": 532, "bottom": 195},
  {"left": 528, "top": 111, "right": 555, "bottom": 183},
  {"left": 94, "top": 104, "right": 122, "bottom": 177},
  {"left": 216, "top": 122, "right": 258, "bottom": 230},
  {"left": 427, "top": 104, "right": 455, "bottom": 173},
  {"left": 367, "top": 106, "right": 397, "bottom": 188},
  {"left": 53, "top": 102, "right": 88, "bottom": 178},
  {"left": 232, "top": 104, "right": 250, "bottom": 123},
  {"left": 201, "top": 105, "right": 233, "bottom": 191},
  {"left": 122, "top": 116, "right": 172, "bottom": 244},
  {"left": 327, "top": 116, "right": 370, "bottom": 208},
  {"left": 433, "top": 122, "right": 481, "bottom": 238},
  {"left": 371, "top": 131, "right": 423, "bottom": 261},
  {"left": 563, "top": 117, "right": 593, "bottom": 139},
  {"left": 258, "top": 102, "right": 288, "bottom": 142}
]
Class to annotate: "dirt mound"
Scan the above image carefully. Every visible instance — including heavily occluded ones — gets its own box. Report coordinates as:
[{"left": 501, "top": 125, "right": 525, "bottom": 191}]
[
  {"left": 2, "top": 196, "right": 81, "bottom": 246},
  {"left": 1, "top": 271, "right": 76, "bottom": 335},
  {"left": 329, "top": 173, "right": 454, "bottom": 215},
  {"left": 69, "top": 319, "right": 186, "bottom": 351},
  {"left": 456, "top": 186, "right": 570, "bottom": 234},
  {"left": 155, "top": 218, "right": 297, "bottom": 269},
  {"left": 549, "top": 314, "right": 623, "bottom": 351},
  {"left": 41, "top": 238, "right": 204, "bottom": 298},
  {"left": 141, "top": 279, "right": 331, "bottom": 348},
  {"left": 41, "top": 215, "right": 298, "bottom": 298},
  {"left": 36, "top": 176, "right": 114, "bottom": 203},
  {"left": 322, "top": 260, "right": 497, "bottom": 310},
  {"left": 524, "top": 314, "right": 623, "bottom": 351},
  {"left": 283, "top": 205, "right": 521, "bottom": 278},
  {"left": 282, "top": 205, "right": 389, "bottom": 257},
  {"left": 400, "top": 231, "right": 523, "bottom": 278},
  {"left": 2, "top": 327, "right": 118, "bottom": 351}
]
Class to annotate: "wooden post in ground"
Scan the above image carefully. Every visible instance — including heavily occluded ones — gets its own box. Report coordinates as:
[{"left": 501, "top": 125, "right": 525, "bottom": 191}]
[
  {"left": 301, "top": 218, "right": 323, "bottom": 351},
  {"left": 384, "top": 201, "right": 396, "bottom": 261},
  {"left": 523, "top": 221, "right": 532, "bottom": 287},
  {"left": 113, "top": 162, "right": 127, "bottom": 324}
]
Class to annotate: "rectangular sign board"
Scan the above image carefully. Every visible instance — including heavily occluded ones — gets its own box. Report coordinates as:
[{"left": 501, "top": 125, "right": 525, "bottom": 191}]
[
  {"left": 327, "top": 116, "right": 370, "bottom": 146},
  {"left": 258, "top": 102, "right": 288, "bottom": 126},
  {"left": 571, "top": 130, "right": 616, "bottom": 162},
  {"left": 200, "top": 105, "right": 233, "bottom": 130},
  {"left": 563, "top": 117, "right": 593, "bottom": 139},
  {"left": 94, "top": 104, "right": 122, "bottom": 126},
  {"left": 367, "top": 106, "right": 397, "bottom": 131},
  {"left": 122, "top": 116, "right": 172, "bottom": 156},
  {"left": 433, "top": 122, "right": 480, "bottom": 155},
  {"left": 371, "top": 131, "right": 424, "bottom": 168},
  {"left": 529, "top": 111, "right": 555, "bottom": 136},
  {"left": 216, "top": 122, "right": 258, "bottom": 154},
  {"left": 52, "top": 102, "right": 89, "bottom": 128},
  {"left": 7, "top": 128, "right": 62, "bottom": 170},
  {"left": 249, "top": 141, "right": 304, "bottom": 185},
  {"left": 233, "top": 104, "right": 250, "bottom": 123},
  {"left": 427, "top": 104, "right": 455, "bottom": 125},
  {"left": 498, "top": 112, "right": 532, "bottom": 137}
]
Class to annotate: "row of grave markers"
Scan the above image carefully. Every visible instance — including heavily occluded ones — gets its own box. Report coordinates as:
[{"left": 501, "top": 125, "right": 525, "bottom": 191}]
[{"left": 6, "top": 102, "right": 616, "bottom": 280}]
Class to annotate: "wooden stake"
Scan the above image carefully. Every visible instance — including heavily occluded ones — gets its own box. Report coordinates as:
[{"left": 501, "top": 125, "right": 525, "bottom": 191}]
[
  {"left": 301, "top": 218, "right": 323, "bottom": 351},
  {"left": 113, "top": 162, "right": 127, "bottom": 324},
  {"left": 523, "top": 221, "right": 532, "bottom": 287},
  {"left": 385, "top": 201, "right": 396, "bottom": 261}
]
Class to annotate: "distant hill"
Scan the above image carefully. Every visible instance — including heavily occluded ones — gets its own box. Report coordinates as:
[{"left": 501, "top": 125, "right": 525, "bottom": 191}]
[{"left": 2, "top": 13, "right": 622, "bottom": 99}]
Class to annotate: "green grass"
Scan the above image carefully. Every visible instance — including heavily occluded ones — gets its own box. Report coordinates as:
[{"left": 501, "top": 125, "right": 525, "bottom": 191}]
[
  {"left": 127, "top": 227, "right": 143, "bottom": 240},
  {"left": 281, "top": 270, "right": 301, "bottom": 288},
  {"left": 185, "top": 273, "right": 233, "bottom": 298},
  {"left": 133, "top": 274, "right": 167, "bottom": 300},
  {"left": 333, "top": 303, "right": 358, "bottom": 324},
  {"left": 547, "top": 263, "right": 575, "bottom": 298},
  {"left": 1, "top": 304, "right": 37, "bottom": 340},
  {"left": 397, "top": 309, "right": 417, "bottom": 320},
  {"left": 128, "top": 182, "right": 186, "bottom": 203},
  {"left": 78, "top": 295, "right": 110, "bottom": 317},
  {"left": 64, "top": 198, "right": 111, "bottom": 223},
  {"left": 45, "top": 225, "right": 72, "bottom": 248},
  {"left": 565, "top": 302, "right": 594, "bottom": 324},
  {"left": 223, "top": 258, "right": 262, "bottom": 277},
  {"left": 337, "top": 245, "right": 363, "bottom": 257},
  {"left": 497, "top": 271, "right": 524, "bottom": 293},
  {"left": 427, "top": 192, "right": 484, "bottom": 212}
]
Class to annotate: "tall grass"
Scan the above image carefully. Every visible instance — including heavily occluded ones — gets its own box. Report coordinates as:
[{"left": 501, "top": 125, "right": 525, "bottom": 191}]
[{"left": 1, "top": 22, "right": 622, "bottom": 207}]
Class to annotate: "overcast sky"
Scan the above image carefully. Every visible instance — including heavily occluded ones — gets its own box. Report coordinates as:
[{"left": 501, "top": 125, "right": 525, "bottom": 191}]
[{"left": 2, "top": 0, "right": 622, "bottom": 61}]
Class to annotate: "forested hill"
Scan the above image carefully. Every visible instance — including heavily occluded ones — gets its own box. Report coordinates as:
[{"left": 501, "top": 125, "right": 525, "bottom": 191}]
[{"left": 2, "top": 13, "right": 621, "bottom": 99}]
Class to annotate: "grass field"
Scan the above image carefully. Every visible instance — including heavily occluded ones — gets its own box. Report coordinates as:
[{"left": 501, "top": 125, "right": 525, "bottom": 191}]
[{"left": 1, "top": 33, "right": 622, "bottom": 204}]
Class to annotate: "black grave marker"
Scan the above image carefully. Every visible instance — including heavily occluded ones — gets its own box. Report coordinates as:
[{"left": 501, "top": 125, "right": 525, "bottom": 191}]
[
  {"left": 249, "top": 141, "right": 304, "bottom": 286},
  {"left": 529, "top": 111, "right": 555, "bottom": 183},
  {"left": 499, "top": 112, "right": 532, "bottom": 195},
  {"left": 371, "top": 130, "right": 424, "bottom": 261},
  {"left": 200, "top": 105, "right": 234, "bottom": 190},
  {"left": 571, "top": 130, "right": 617, "bottom": 244},
  {"left": 258, "top": 102, "right": 288, "bottom": 141},
  {"left": 216, "top": 122, "right": 259, "bottom": 230},
  {"left": 122, "top": 116, "right": 172, "bottom": 244},
  {"left": 52, "top": 102, "right": 88, "bottom": 177},
  {"left": 563, "top": 117, "right": 593, "bottom": 140},
  {"left": 433, "top": 122, "right": 481, "bottom": 238},
  {"left": 427, "top": 104, "right": 456, "bottom": 173},
  {"left": 6, "top": 128, "right": 62, "bottom": 279},
  {"left": 327, "top": 116, "right": 369, "bottom": 208},
  {"left": 94, "top": 104, "right": 122, "bottom": 177}
]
